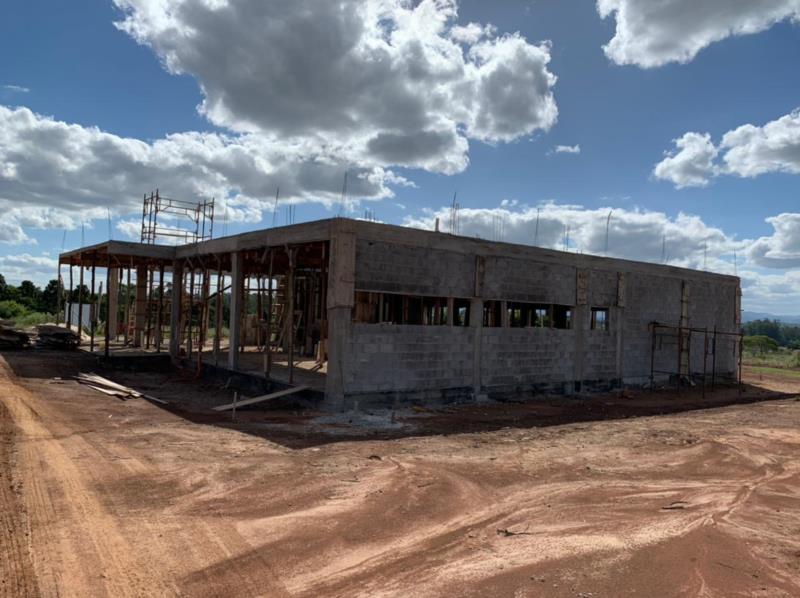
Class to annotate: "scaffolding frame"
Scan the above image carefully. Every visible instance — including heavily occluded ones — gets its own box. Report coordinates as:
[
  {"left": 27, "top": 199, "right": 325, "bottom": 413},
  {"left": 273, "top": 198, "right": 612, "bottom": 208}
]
[
  {"left": 141, "top": 189, "right": 215, "bottom": 244},
  {"left": 649, "top": 322, "right": 743, "bottom": 396}
]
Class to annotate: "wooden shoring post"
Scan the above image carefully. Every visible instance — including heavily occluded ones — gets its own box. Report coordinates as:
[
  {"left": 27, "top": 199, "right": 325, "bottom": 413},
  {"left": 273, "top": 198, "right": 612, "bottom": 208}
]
[
  {"left": 145, "top": 264, "right": 155, "bottom": 349},
  {"left": 156, "top": 262, "right": 165, "bottom": 352},
  {"left": 90, "top": 260, "right": 97, "bottom": 352},
  {"left": 105, "top": 257, "right": 112, "bottom": 357},
  {"left": 242, "top": 266, "right": 250, "bottom": 354},
  {"left": 56, "top": 262, "right": 62, "bottom": 325},
  {"left": 214, "top": 259, "right": 223, "bottom": 364},
  {"left": 187, "top": 264, "right": 195, "bottom": 359},
  {"left": 257, "top": 274, "right": 264, "bottom": 350},
  {"left": 116, "top": 268, "right": 123, "bottom": 341},
  {"left": 124, "top": 261, "right": 132, "bottom": 346},
  {"left": 320, "top": 241, "right": 328, "bottom": 362},
  {"left": 266, "top": 248, "right": 274, "bottom": 377},
  {"left": 197, "top": 268, "right": 210, "bottom": 374},
  {"left": 67, "top": 263, "right": 74, "bottom": 329},
  {"left": 711, "top": 326, "right": 717, "bottom": 392},
  {"left": 77, "top": 257, "right": 85, "bottom": 346},
  {"left": 287, "top": 246, "right": 295, "bottom": 384}
]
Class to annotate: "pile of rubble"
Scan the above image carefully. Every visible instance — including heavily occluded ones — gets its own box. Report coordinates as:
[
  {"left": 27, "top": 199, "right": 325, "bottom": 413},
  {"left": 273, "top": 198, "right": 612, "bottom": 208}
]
[
  {"left": 35, "top": 325, "right": 80, "bottom": 350},
  {"left": 0, "top": 324, "right": 30, "bottom": 349}
]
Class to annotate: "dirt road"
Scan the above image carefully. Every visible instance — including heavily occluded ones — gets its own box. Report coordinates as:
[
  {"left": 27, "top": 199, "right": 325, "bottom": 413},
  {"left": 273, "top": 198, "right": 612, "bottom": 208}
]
[{"left": 1, "top": 352, "right": 799, "bottom": 597}]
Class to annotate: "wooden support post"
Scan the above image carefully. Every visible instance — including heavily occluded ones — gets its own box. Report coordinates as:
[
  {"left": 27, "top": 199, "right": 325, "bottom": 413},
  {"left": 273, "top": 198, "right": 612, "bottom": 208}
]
[
  {"left": 133, "top": 264, "right": 148, "bottom": 348},
  {"left": 145, "top": 265, "right": 155, "bottom": 349},
  {"left": 266, "top": 249, "right": 274, "bottom": 377},
  {"left": 124, "top": 264, "right": 131, "bottom": 346},
  {"left": 77, "top": 259, "right": 84, "bottom": 346},
  {"left": 197, "top": 269, "right": 209, "bottom": 372},
  {"left": 169, "top": 261, "right": 183, "bottom": 359},
  {"left": 107, "top": 267, "right": 119, "bottom": 343},
  {"left": 287, "top": 248, "right": 295, "bottom": 384},
  {"left": 90, "top": 261, "right": 96, "bottom": 352},
  {"left": 242, "top": 273, "right": 250, "bottom": 354},
  {"left": 67, "top": 263, "right": 74, "bottom": 329},
  {"left": 156, "top": 263, "right": 165, "bottom": 352},
  {"left": 214, "top": 264, "right": 223, "bottom": 363},
  {"left": 56, "top": 262, "right": 62, "bottom": 326},
  {"left": 187, "top": 268, "right": 195, "bottom": 359},
  {"left": 105, "top": 259, "right": 112, "bottom": 357},
  {"left": 228, "top": 252, "right": 244, "bottom": 371},
  {"left": 319, "top": 242, "right": 328, "bottom": 362}
]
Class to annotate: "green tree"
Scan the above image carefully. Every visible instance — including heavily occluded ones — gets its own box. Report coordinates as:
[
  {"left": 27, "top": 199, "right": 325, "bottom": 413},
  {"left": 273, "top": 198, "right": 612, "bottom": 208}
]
[
  {"left": 743, "top": 335, "right": 779, "bottom": 354},
  {"left": 39, "top": 279, "right": 61, "bottom": 314}
]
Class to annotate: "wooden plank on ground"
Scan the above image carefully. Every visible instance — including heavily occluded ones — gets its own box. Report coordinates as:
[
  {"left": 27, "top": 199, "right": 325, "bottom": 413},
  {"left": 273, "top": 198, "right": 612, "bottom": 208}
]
[{"left": 212, "top": 385, "right": 310, "bottom": 411}]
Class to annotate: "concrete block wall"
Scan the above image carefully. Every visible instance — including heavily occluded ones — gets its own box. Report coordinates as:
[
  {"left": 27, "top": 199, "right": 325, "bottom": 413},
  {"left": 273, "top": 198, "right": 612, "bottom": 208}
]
[
  {"left": 621, "top": 273, "right": 683, "bottom": 383},
  {"left": 354, "top": 239, "right": 474, "bottom": 297},
  {"left": 482, "top": 256, "right": 575, "bottom": 304},
  {"left": 687, "top": 279, "right": 739, "bottom": 377},
  {"left": 344, "top": 324, "right": 474, "bottom": 393},
  {"left": 480, "top": 328, "right": 575, "bottom": 391},
  {"left": 343, "top": 233, "right": 740, "bottom": 403}
]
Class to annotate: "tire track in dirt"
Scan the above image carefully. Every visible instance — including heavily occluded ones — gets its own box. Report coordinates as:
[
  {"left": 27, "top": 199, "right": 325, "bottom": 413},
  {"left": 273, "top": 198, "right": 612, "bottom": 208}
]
[{"left": 0, "top": 398, "right": 39, "bottom": 598}]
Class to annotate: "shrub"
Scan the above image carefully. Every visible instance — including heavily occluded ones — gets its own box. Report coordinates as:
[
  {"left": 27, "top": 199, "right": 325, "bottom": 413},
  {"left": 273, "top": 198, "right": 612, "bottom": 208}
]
[{"left": 0, "top": 300, "right": 26, "bottom": 320}]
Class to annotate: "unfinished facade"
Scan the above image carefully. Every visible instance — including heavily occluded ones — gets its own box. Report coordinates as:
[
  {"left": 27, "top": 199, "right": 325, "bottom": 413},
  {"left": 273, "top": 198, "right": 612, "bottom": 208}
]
[{"left": 58, "top": 218, "right": 742, "bottom": 409}]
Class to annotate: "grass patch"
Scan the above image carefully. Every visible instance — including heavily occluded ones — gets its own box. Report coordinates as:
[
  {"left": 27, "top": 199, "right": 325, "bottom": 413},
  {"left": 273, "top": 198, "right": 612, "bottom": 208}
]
[{"left": 746, "top": 365, "right": 800, "bottom": 380}]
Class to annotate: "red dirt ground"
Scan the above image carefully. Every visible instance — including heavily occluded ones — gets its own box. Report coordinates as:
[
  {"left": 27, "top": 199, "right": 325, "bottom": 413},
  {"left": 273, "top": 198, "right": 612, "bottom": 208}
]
[{"left": 1, "top": 350, "right": 799, "bottom": 597}]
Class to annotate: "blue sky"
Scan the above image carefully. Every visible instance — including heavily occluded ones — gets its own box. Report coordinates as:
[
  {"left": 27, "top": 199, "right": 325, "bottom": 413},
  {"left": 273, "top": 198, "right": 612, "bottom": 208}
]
[{"left": 1, "top": 0, "right": 799, "bottom": 313}]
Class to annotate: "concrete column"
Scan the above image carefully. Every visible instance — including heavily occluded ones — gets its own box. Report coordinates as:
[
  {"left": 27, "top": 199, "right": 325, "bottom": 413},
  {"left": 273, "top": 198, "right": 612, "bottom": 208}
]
[
  {"left": 228, "top": 251, "right": 244, "bottom": 371},
  {"left": 169, "top": 261, "right": 183, "bottom": 359},
  {"left": 446, "top": 297, "right": 454, "bottom": 326},
  {"left": 470, "top": 297, "right": 484, "bottom": 398},
  {"left": 325, "top": 220, "right": 356, "bottom": 409},
  {"left": 573, "top": 268, "right": 589, "bottom": 393},
  {"left": 133, "top": 265, "right": 147, "bottom": 347},
  {"left": 107, "top": 267, "right": 119, "bottom": 341}
]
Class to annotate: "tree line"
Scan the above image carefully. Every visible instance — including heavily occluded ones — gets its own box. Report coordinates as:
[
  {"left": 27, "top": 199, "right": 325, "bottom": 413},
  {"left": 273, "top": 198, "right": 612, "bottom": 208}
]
[{"left": 742, "top": 319, "right": 800, "bottom": 349}]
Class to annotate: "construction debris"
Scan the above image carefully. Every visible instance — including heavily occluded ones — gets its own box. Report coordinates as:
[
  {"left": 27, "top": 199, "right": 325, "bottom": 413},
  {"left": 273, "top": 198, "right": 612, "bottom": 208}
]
[
  {"left": 35, "top": 325, "right": 79, "bottom": 350},
  {"left": 0, "top": 325, "right": 30, "bottom": 349},
  {"left": 212, "top": 385, "right": 309, "bottom": 411},
  {"left": 74, "top": 372, "right": 168, "bottom": 404}
]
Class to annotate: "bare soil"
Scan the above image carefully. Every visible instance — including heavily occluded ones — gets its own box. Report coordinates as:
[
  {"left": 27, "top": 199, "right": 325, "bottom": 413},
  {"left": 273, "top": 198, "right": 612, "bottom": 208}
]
[{"left": 1, "top": 350, "right": 799, "bottom": 597}]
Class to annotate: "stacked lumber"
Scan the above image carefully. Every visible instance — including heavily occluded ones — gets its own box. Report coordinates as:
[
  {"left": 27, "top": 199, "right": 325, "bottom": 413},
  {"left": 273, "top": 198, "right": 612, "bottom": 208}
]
[
  {"left": 73, "top": 372, "right": 168, "bottom": 404},
  {"left": 0, "top": 325, "right": 30, "bottom": 349},
  {"left": 35, "top": 325, "right": 79, "bottom": 350}
]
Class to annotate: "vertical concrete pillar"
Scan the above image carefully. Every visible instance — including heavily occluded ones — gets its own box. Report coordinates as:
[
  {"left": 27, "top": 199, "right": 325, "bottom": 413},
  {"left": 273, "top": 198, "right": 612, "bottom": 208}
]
[
  {"left": 107, "top": 267, "right": 119, "bottom": 341},
  {"left": 133, "top": 265, "right": 148, "bottom": 347},
  {"left": 325, "top": 220, "right": 356, "bottom": 410},
  {"left": 470, "top": 297, "right": 484, "bottom": 399},
  {"left": 228, "top": 251, "right": 244, "bottom": 371},
  {"left": 169, "top": 261, "right": 183, "bottom": 359},
  {"left": 573, "top": 268, "right": 589, "bottom": 393}
]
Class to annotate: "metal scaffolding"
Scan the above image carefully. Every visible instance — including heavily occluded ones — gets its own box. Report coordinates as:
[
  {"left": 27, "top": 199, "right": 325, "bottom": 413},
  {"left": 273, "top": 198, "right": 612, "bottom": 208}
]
[
  {"left": 140, "top": 190, "right": 215, "bottom": 244},
  {"left": 649, "top": 322, "right": 743, "bottom": 396}
]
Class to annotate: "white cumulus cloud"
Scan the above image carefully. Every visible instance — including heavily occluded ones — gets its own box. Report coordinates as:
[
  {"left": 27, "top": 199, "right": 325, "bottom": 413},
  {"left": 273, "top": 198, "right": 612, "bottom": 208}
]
[
  {"left": 113, "top": 0, "right": 558, "bottom": 172},
  {"left": 404, "top": 201, "right": 738, "bottom": 270},
  {"left": 550, "top": 144, "right": 581, "bottom": 155},
  {"left": 654, "top": 109, "right": 800, "bottom": 188},
  {"left": 597, "top": 0, "right": 800, "bottom": 68}
]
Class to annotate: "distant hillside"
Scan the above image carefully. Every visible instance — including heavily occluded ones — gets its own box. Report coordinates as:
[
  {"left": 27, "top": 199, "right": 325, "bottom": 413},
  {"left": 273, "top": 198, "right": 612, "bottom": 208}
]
[{"left": 743, "top": 311, "right": 800, "bottom": 325}]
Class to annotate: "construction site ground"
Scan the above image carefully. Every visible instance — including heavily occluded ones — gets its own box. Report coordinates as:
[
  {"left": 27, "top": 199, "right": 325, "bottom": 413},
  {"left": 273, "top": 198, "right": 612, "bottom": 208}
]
[{"left": 1, "top": 349, "right": 799, "bottom": 597}]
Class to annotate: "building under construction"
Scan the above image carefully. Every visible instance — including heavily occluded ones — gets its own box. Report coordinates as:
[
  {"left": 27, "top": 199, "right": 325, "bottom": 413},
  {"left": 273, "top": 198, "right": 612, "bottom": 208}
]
[{"left": 58, "top": 213, "right": 742, "bottom": 410}]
